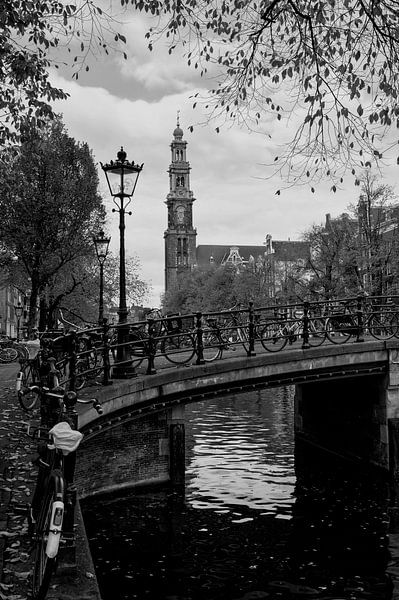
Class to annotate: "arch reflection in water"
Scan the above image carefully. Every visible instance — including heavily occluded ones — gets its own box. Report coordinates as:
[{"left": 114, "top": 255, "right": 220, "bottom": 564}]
[{"left": 82, "top": 386, "right": 393, "bottom": 600}]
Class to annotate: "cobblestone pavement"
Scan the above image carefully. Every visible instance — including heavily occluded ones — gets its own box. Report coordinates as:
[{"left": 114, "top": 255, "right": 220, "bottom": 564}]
[{"left": 0, "top": 363, "right": 101, "bottom": 600}]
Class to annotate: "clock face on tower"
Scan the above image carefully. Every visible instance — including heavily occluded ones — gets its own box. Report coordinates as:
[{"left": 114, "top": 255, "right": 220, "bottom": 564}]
[{"left": 176, "top": 205, "right": 185, "bottom": 224}]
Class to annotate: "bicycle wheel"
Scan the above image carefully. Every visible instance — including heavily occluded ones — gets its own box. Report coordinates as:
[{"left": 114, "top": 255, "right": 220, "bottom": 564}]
[
  {"left": 0, "top": 347, "right": 18, "bottom": 362},
  {"left": 368, "top": 312, "right": 399, "bottom": 340},
  {"left": 31, "top": 474, "right": 64, "bottom": 600},
  {"left": 308, "top": 318, "right": 327, "bottom": 347},
  {"left": 325, "top": 317, "right": 354, "bottom": 344},
  {"left": 161, "top": 333, "right": 195, "bottom": 365},
  {"left": 260, "top": 322, "right": 287, "bottom": 352},
  {"left": 17, "top": 362, "right": 39, "bottom": 412},
  {"left": 202, "top": 328, "right": 223, "bottom": 362}
]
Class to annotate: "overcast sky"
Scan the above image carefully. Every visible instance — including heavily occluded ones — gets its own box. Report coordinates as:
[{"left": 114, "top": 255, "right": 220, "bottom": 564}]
[{"left": 51, "top": 10, "right": 399, "bottom": 307}]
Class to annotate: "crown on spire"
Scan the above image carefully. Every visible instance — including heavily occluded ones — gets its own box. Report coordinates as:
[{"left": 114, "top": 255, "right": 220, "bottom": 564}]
[{"left": 173, "top": 110, "right": 183, "bottom": 139}]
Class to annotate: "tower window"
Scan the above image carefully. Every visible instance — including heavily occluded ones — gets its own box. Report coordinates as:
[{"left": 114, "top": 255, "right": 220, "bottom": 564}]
[
  {"left": 176, "top": 175, "right": 184, "bottom": 187},
  {"left": 175, "top": 149, "right": 183, "bottom": 161}
]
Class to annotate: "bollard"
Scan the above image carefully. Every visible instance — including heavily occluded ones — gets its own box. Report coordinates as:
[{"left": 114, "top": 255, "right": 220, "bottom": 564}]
[{"left": 195, "top": 312, "right": 205, "bottom": 365}]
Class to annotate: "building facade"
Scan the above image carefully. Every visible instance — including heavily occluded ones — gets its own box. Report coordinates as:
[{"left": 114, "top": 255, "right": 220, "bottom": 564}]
[
  {"left": 164, "top": 118, "right": 197, "bottom": 292},
  {"left": 164, "top": 120, "right": 310, "bottom": 300}
]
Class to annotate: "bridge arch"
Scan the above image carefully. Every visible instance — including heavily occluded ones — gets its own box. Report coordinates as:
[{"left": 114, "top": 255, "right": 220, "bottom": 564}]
[{"left": 75, "top": 340, "right": 399, "bottom": 499}]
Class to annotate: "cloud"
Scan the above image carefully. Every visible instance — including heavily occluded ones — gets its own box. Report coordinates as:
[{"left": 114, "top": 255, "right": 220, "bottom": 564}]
[{"left": 49, "top": 29, "right": 399, "bottom": 308}]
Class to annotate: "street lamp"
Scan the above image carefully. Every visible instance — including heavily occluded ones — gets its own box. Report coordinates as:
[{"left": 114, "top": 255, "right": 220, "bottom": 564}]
[
  {"left": 101, "top": 147, "right": 143, "bottom": 378},
  {"left": 15, "top": 302, "right": 23, "bottom": 341},
  {"left": 93, "top": 230, "right": 111, "bottom": 325}
]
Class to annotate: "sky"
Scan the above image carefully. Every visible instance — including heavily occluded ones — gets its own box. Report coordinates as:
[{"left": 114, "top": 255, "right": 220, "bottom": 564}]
[{"left": 50, "top": 7, "right": 399, "bottom": 308}]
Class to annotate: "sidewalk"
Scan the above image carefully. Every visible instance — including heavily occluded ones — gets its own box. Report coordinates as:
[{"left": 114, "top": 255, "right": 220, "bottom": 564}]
[{"left": 0, "top": 363, "right": 101, "bottom": 600}]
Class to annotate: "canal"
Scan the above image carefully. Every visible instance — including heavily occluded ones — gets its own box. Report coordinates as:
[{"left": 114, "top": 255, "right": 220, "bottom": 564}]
[{"left": 82, "top": 386, "right": 396, "bottom": 599}]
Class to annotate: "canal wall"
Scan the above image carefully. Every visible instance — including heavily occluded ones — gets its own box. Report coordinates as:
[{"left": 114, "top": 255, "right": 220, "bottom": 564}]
[{"left": 295, "top": 348, "right": 399, "bottom": 473}]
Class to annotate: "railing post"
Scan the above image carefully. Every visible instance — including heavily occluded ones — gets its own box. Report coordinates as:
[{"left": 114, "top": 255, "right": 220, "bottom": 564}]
[
  {"left": 102, "top": 318, "right": 112, "bottom": 386},
  {"left": 356, "top": 294, "right": 365, "bottom": 342},
  {"left": 68, "top": 331, "right": 77, "bottom": 392},
  {"left": 247, "top": 301, "right": 256, "bottom": 357},
  {"left": 196, "top": 312, "right": 205, "bottom": 365},
  {"left": 146, "top": 318, "right": 157, "bottom": 375},
  {"left": 302, "top": 301, "right": 310, "bottom": 349}
]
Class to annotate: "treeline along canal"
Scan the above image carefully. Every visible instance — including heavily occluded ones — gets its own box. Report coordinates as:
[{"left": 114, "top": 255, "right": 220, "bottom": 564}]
[{"left": 82, "top": 386, "right": 396, "bottom": 600}]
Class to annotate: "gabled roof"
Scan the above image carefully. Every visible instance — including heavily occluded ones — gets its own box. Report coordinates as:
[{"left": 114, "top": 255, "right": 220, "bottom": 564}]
[{"left": 196, "top": 241, "right": 310, "bottom": 266}]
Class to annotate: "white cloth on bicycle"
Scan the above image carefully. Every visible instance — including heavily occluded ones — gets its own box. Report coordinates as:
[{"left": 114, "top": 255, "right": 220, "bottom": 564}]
[
  {"left": 26, "top": 339, "right": 40, "bottom": 359},
  {"left": 48, "top": 421, "right": 83, "bottom": 455}
]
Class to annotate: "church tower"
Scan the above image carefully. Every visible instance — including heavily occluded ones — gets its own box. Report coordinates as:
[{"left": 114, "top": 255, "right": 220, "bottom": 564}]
[{"left": 164, "top": 115, "right": 197, "bottom": 294}]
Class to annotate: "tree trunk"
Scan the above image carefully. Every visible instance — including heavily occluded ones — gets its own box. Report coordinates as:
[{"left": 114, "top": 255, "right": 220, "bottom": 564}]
[
  {"left": 39, "top": 296, "right": 48, "bottom": 332},
  {"left": 27, "top": 280, "right": 40, "bottom": 335}
]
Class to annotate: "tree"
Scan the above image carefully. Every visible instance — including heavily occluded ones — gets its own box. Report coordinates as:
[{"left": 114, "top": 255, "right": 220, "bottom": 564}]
[
  {"left": 5, "top": 0, "right": 399, "bottom": 188},
  {"left": 0, "top": 117, "right": 105, "bottom": 331},
  {"left": 355, "top": 173, "right": 399, "bottom": 294},
  {"left": 302, "top": 215, "right": 361, "bottom": 299},
  {"left": 1, "top": 0, "right": 126, "bottom": 145},
  {"left": 57, "top": 252, "right": 151, "bottom": 326},
  {"left": 163, "top": 262, "right": 297, "bottom": 313},
  {"left": 134, "top": 0, "right": 399, "bottom": 187},
  {"left": 302, "top": 173, "right": 399, "bottom": 298}
]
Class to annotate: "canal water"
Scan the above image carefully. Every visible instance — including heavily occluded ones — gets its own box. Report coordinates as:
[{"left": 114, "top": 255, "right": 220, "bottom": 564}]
[{"left": 82, "top": 386, "right": 395, "bottom": 600}]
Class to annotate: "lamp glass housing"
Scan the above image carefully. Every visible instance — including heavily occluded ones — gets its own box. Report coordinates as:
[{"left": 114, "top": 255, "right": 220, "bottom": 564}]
[
  {"left": 101, "top": 148, "right": 143, "bottom": 198},
  {"left": 15, "top": 303, "right": 23, "bottom": 318},
  {"left": 93, "top": 230, "right": 111, "bottom": 266}
]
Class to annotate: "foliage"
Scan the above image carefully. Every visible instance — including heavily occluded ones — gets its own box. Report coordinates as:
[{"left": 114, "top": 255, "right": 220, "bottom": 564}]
[
  {"left": 163, "top": 260, "right": 308, "bottom": 314},
  {"left": 0, "top": 117, "right": 105, "bottom": 330},
  {"left": 0, "top": 0, "right": 126, "bottom": 145},
  {"left": 132, "top": 0, "right": 399, "bottom": 187},
  {"left": 104, "top": 254, "right": 151, "bottom": 312},
  {"left": 303, "top": 215, "right": 361, "bottom": 299},
  {"left": 57, "top": 252, "right": 151, "bottom": 326}
]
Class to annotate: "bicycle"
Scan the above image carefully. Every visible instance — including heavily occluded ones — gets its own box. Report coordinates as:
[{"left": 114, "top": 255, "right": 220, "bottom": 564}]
[
  {"left": 0, "top": 337, "right": 19, "bottom": 363},
  {"left": 16, "top": 342, "right": 44, "bottom": 412},
  {"left": 324, "top": 302, "right": 358, "bottom": 344},
  {"left": 26, "top": 360, "right": 102, "bottom": 600},
  {"left": 260, "top": 309, "right": 327, "bottom": 352},
  {"left": 136, "top": 310, "right": 196, "bottom": 366},
  {"left": 366, "top": 300, "right": 399, "bottom": 340}
]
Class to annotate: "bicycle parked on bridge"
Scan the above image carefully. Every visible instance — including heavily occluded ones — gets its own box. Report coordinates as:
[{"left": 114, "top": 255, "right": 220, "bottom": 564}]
[
  {"left": 125, "top": 309, "right": 196, "bottom": 367},
  {"left": 25, "top": 358, "right": 102, "bottom": 600},
  {"left": 260, "top": 307, "right": 327, "bottom": 352}
]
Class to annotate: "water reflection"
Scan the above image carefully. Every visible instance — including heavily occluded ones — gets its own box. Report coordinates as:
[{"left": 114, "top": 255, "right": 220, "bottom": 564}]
[{"left": 82, "top": 386, "right": 394, "bottom": 600}]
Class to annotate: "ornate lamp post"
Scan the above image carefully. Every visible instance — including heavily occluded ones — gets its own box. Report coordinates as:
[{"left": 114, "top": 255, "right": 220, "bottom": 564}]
[
  {"left": 101, "top": 147, "right": 143, "bottom": 378},
  {"left": 93, "top": 230, "right": 111, "bottom": 325},
  {"left": 15, "top": 302, "right": 23, "bottom": 341}
]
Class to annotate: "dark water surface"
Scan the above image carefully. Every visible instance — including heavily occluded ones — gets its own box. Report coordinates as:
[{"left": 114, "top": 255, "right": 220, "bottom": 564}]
[{"left": 82, "top": 386, "right": 394, "bottom": 600}]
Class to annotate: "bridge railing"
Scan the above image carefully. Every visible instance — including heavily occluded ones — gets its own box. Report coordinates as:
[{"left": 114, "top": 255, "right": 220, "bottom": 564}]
[{"left": 42, "top": 294, "right": 399, "bottom": 390}]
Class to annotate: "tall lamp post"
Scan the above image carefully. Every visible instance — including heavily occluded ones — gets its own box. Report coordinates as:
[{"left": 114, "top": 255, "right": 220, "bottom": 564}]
[
  {"left": 93, "top": 230, "right": 111, "bottom": 325},
  {"left": 101, "top": 147, "right": 143, "bottom": 378},
  {"left": 15, "top": 302, "right": 23, "bottom": 341}
]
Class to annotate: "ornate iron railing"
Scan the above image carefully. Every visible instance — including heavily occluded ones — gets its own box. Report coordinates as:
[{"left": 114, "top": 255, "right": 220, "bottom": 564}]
[{"left": 39, "top": 294, "right": 399, "bottom": 390}]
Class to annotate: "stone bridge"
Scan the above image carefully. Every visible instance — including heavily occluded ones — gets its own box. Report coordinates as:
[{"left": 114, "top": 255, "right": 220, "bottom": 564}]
[{"left": 75, "top": 338, "right": 399, "bottom": 499}]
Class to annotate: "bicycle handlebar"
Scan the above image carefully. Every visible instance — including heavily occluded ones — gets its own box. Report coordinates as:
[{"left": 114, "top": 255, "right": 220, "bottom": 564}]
[{"left": 24, "top": 386, "right": 103, "bottom": 414}]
